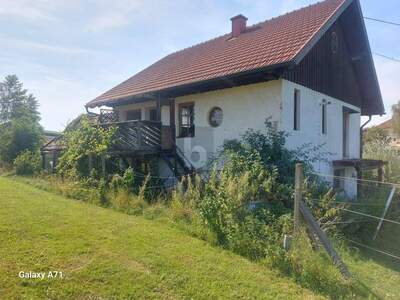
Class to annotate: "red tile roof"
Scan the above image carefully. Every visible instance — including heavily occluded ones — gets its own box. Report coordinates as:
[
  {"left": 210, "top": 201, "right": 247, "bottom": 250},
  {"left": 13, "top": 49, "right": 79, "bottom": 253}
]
[
  {"left": 87, "top": 0, "right": 347, "bottom": 107},
  {"left": 376, "top": 119, "right": 392, "bottom": 130}
]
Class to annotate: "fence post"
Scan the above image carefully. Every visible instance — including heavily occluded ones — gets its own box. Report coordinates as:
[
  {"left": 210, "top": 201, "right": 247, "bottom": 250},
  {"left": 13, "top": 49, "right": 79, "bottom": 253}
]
[{"left": 294, "top": 163, "right": 303, "bottom": 234}]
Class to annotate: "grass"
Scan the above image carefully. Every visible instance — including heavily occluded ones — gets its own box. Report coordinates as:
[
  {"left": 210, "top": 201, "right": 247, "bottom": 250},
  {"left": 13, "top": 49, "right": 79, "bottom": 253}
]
[
  {"left": 0, "top": 176, "right": 321, "bottom": 299},
  {"left": 2, "top": 175, "right": 400, "bottom": 299},
  {"left": 342, "top": 215, "right": 400, "bottom": 299}
]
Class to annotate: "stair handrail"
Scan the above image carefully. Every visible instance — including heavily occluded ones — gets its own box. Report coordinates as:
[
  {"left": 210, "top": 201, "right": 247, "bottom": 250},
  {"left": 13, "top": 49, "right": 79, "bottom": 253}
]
[{"left": 166, "top": 134, "right": 196, "bottom": 173}]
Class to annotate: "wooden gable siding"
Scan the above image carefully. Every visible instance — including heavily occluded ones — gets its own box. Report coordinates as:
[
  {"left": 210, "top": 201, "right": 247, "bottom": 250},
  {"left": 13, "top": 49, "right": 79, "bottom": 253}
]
[{"left": 283, "top": 18, "right": 362, "bottom": 109}]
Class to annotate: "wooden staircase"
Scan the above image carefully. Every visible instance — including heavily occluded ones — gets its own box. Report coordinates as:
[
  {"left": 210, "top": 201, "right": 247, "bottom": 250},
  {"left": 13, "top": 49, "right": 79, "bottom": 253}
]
[{"left": 160, "top": 145, "right": 196, "bottom": 180}]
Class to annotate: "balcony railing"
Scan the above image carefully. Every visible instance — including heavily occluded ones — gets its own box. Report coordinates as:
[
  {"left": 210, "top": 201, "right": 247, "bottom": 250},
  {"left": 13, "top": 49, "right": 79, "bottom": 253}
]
[{"left": 102, "top": 120, "right": 163, "bottom": 154}]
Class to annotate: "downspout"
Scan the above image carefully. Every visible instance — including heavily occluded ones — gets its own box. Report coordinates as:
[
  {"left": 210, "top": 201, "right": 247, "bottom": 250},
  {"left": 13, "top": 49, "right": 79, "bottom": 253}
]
[{"left": 360, "top": 115, "right": 372, "bottom": 159}]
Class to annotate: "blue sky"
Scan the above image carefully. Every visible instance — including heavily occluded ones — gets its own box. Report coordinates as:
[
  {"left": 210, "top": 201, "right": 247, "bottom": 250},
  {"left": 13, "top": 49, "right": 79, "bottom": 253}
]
[{"left": 0, "top": 0, "right": 399, "bottom": 131}]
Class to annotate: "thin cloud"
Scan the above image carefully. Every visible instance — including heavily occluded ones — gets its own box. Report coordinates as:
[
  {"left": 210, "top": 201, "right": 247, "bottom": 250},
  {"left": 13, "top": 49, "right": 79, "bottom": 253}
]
[
  {"left": 0, "top": 0, "right": 50, "bottom": 20},
  {"left": 85, "top": 12, "right": 130, "bottom": 32},
  {"left": 2, "top": 38, "right": 96, "bottom": 56},
  {"left": 84, "top": 0, "right": 145, "bottom": 32},
  {"left": 0, "top": 0, "right": 75, "bottom": 21}
]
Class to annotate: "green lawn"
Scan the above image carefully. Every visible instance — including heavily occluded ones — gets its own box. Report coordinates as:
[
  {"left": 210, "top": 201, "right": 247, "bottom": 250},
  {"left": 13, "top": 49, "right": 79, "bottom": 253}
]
[{"left": 0, "top": 176, "right": 320, "bottom": 299}]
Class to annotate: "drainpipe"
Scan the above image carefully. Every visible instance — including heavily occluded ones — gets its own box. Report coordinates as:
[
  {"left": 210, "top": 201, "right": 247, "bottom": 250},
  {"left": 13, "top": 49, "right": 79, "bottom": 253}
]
[{"left": 360, "top": 115, "right": 372, "bottom": 159}]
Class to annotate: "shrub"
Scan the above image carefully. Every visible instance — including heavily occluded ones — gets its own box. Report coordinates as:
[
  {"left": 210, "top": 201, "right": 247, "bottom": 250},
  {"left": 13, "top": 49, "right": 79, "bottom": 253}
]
[
  {"left": 198, "top": 151, "right": 293, "bottom": 259},
  {"left": 220, "top": 119, "right": 327, "bottom": 185},
  {"left": 56, "top": 115, "right": 115, "bottom": 179},
  {"left": 13, "top": 150, "right": 41, "bottom": 175}
]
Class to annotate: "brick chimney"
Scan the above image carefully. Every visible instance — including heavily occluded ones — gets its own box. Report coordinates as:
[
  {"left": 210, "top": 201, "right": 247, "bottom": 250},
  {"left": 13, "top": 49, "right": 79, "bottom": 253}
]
[{"left": 231, "top": 14, "right": 248, "bottom": 38}]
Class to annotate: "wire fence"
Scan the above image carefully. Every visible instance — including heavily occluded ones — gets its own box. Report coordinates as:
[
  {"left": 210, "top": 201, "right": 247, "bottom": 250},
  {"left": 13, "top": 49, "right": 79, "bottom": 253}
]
[
  {"left": 105, "top": 160, "right": 400, "bottom": 263},
  {"left": 304, "top": 170, "right": 400, "bottom": 263}
]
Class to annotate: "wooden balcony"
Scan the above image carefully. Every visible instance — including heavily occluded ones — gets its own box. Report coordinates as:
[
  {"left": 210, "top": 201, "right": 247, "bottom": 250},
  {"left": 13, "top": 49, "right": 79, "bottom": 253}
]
[{"left": 102, "top": 120, "right": 173, "bottom": 154}]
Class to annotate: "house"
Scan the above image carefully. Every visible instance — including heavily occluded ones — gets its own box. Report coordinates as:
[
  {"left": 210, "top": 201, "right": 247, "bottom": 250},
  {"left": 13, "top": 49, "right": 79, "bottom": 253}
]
[
  {"left": 376, "top": 119, "right": 400, "bottom": 150},
  {"left": 85, "top": 0, "right": 385, "bottom": 198}
]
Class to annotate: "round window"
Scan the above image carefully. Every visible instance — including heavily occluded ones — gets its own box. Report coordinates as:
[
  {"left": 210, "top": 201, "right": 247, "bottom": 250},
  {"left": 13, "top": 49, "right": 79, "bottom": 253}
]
[{"left": 209, "top": 107, "right": 223, "bottom": 127}]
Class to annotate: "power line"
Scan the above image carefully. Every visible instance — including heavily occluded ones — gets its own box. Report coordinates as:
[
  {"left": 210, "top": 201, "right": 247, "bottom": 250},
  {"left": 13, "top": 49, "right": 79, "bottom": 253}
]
[
  {"left": 310, "top": 199, "right": 385, "bottom": 207},
  {"left": 306, "top": 171, "right": 399, "bottom": 187},
  {"left": 364, "top": 16, "right": 400, "bottom": 27},
  {"left": 373, "top": 52, "right": 400, "bottom": 63},
  {"left": 337, "top": 207, "right": 400, "bottom": 226}
]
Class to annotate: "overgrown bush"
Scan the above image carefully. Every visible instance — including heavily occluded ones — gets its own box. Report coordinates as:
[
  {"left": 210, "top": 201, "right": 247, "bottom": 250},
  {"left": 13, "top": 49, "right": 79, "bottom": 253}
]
[
  {"left": 13, "top": 150, "right": 41, "bottom": 175},
  {"left": 219, "top": 119, "right": 327, "bottom": 185},
  {"left": 197, "top": 150, "right": 293, "bottom": 260},
  {"left": 57, "top": 115, "right": 116, "bottom": 179}
]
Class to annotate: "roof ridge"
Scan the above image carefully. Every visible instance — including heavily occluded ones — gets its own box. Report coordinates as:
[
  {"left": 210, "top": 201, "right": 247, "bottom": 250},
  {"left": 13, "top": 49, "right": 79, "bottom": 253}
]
[{"left": 163, "top": 0, "right": 340, "bottom": 59}]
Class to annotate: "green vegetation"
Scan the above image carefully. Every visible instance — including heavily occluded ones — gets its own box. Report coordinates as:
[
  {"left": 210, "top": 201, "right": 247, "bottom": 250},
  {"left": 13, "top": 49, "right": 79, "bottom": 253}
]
[
  {"left": 0, "top": 75, "right": 43, "bottom": 163},
  {"left": 7, "top": 119, "right": 399, "bottom": 299},
  {"left": 13, "top": 150, "right": 41, "bottom": 175},
  {"left": 56, "top": 115, "right": 116, "bottom": 178},
  {"left": 0, "top": 176, "right": 320, "bottom": 299},
  {"left": 3, "top": 172, "right": 400, "bottom": 299},
  {"left": 1, "top": 106, "right": 398, "bottom": 299}
]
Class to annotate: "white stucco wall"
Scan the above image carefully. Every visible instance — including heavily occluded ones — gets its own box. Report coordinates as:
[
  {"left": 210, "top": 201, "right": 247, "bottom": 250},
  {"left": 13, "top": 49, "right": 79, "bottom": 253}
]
[
  {"left": 281, "top": 80, "right": 360, "bottom": 168},
  {"left": 113, "top": 79, "right": 361, "bottom": 198},
  {"left": 174, "top": 80, "right": 282, "bottom": 169},
  {"left": 281, "top": 80, "right": 360, "bottom": 199},
  {"left": 116, "top": 101, "right": 155, "bottom": 121}
]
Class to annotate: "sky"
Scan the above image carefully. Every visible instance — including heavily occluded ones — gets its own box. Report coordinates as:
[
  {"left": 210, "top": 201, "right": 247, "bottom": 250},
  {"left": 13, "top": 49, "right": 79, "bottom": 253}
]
[{"left": 0, "top": 0, "right": 399, "bottom": 131}]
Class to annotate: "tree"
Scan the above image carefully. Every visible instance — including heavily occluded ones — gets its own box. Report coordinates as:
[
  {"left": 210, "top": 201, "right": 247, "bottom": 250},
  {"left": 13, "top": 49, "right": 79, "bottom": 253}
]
[
  {"left": 0, "top": 75, "right": 43, "bottom": 163},
  {"left": 391, "top": 100, "right": 400, "bottom": 136},
  {"left": 56, "top": 115, "right": 116, "bottom": 178}
]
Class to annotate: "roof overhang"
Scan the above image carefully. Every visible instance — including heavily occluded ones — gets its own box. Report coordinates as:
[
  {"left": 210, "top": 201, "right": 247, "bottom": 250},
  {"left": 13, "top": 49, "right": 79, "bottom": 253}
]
[{"left": 85, "top": 62, "right": 289, "bottom": 108}]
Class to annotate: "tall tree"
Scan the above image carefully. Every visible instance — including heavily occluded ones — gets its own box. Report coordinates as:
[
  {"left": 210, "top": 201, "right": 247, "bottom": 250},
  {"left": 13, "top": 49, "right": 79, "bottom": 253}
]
[
  {"left": 0, "top": 75, "right": 43, "bottom": 163},
  {"left": 391, "top": 100, "right": 400, "bottom": 136}
]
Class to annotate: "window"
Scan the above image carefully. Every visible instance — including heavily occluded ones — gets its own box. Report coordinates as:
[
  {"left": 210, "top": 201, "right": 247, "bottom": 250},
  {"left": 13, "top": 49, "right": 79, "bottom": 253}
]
[
  {"left": 322, "top": 101, "right": 327, "bottom": 134},
  {"left": 179, "top": 103, "right": 195, "bottom": 137},
  {"left": 293, "top": 89, "right": 300, "bottom": 131},
  {"left": 208, "top": 107, "right": 223, "bottom": 127},
  {"left": 149, "top": 108, "right": 157, "bottom": 121},
  {"left": 126, "top": 109, "right": 141, "bottom": 121}
]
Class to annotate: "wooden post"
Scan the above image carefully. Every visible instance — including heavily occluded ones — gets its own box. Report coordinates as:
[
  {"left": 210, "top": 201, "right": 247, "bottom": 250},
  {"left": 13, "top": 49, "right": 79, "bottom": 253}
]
[
  {"left": 52, "top": 151, "right": 56, "bottom": 174},
  {"left": 300, "top": 201, "right": 351, "bottom": 278},
  {"left": 378, "top": 166, "right": 383, "bottom": 182},
  {"left": 137, "top": 122, "right": 142, "bottom": 149},
  {"left": 41, "top": 153, "right": 46, "bottom": 170},
  {"left": 373, "top": 185, "right": 396, "bottom": 240},
  {"left": 156, "top": 95, "right": 162, "bottom": 122},
  {"left": 294, "top": 163, "right": 303, "bottom": 234},
  {"left": 169, "top": 99, "right": 176, "bottom": 143}
]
